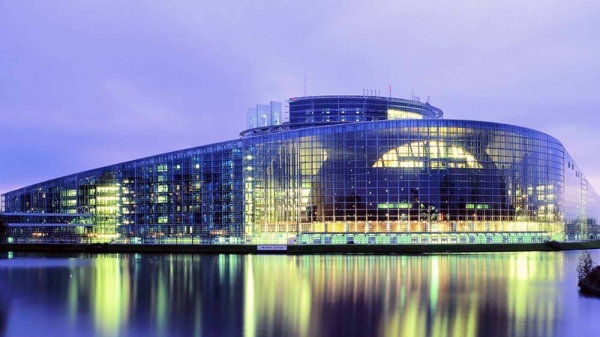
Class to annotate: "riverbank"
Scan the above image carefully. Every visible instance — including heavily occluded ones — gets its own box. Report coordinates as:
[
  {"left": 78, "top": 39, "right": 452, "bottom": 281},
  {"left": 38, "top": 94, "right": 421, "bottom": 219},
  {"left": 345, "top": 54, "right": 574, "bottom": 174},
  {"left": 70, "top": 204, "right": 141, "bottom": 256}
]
[{"left": 2, "top": 241, "right": 600, "bottom": 254}]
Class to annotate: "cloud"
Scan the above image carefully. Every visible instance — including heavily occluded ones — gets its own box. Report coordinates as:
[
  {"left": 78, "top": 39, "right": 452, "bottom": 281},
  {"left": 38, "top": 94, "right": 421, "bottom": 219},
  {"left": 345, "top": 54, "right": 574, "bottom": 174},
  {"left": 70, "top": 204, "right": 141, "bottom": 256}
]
[{"left": 1, "top": 0, "right": 600, "bottom": 194}]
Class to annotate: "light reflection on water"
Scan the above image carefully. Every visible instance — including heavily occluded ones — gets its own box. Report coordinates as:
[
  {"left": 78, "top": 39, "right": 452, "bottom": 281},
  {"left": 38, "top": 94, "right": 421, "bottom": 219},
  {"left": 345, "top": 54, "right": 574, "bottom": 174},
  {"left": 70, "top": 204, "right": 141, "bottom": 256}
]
[{"left": 0, "top": 251, "right": 599, "bottom": 337}]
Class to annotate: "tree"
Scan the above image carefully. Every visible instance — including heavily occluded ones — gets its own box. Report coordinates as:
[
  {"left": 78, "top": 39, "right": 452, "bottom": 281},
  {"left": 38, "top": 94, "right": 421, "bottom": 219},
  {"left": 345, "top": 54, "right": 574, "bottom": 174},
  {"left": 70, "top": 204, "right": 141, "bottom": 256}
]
[{"left": 577, "top": 251, "right": 595, "bottom": 282}]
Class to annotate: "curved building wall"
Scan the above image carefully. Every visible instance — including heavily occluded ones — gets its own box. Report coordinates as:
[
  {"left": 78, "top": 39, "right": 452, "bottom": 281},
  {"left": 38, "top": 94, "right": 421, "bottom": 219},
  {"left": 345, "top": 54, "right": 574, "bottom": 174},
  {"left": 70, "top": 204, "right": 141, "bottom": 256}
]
[
  {"left": 3, "top": 119, "right": 600, "bottom": 244},
  {"left": 288, "top": 95, "right": 443, "bottom": 126},
  {"left": 242, "top": 119, "right": 600, "bottom": 242}
]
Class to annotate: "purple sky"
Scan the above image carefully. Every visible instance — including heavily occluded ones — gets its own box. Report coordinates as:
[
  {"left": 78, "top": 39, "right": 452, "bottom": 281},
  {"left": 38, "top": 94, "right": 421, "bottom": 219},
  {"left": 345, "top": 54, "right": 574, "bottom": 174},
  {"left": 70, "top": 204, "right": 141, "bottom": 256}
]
[{"left": 1, "top": 1, "right": 600, "bottom": 197}]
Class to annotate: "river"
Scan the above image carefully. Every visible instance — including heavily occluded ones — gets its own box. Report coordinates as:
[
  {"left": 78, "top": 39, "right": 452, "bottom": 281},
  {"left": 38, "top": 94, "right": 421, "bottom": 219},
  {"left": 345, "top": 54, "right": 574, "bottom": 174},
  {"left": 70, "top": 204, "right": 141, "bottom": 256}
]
[{"left": 0, "top": 250, "right": 598, "bottom": 337}]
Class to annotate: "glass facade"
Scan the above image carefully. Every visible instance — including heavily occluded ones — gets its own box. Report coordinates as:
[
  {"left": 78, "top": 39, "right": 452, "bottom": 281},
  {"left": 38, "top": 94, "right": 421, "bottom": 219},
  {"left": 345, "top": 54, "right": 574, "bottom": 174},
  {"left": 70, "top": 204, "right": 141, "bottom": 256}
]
[
  {"left": 2, "top": 96, "right": 599, "bottom": 245},
  {"left": 0, "top": 213, "right": 92, "bottom": 243}
]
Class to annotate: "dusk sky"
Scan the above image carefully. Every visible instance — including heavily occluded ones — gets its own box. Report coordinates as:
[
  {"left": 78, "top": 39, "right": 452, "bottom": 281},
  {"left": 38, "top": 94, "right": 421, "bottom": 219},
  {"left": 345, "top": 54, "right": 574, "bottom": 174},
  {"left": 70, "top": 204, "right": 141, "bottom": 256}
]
[{"left": 1, "top": 0, "right": 599, "bottom": 197}]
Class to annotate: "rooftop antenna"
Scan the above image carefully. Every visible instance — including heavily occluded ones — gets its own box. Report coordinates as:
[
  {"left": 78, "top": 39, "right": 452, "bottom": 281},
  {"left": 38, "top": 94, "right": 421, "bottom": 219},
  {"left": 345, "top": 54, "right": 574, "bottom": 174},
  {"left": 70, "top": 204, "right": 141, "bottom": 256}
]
[
  {"left": 388, "top": 85, "right": 392, "bottom": 98},
  {"left": 426, "top": 96, "right": 430, "bottom": 104}
]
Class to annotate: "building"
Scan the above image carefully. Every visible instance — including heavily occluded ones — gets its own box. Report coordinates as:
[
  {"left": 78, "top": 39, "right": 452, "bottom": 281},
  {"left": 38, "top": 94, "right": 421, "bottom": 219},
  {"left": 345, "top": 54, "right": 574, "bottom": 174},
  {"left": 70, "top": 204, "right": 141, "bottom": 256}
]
[{"left": 2, "top": 95, "right": 599, "bottom": 245}]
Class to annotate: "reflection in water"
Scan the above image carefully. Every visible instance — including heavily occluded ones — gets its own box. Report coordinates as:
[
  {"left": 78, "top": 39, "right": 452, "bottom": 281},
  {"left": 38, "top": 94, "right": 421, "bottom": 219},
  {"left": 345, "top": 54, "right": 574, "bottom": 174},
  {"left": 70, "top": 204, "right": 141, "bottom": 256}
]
[
  {"left": 90, "top": 255, "right": 130, "bottom": 337},
  {"left": 0, "top": 290, "right": 7, "bottom": 337},
  {"left": 0, "top": 251, "right": 598, "bottom": 337},
  {"left": 244, "top": 254, "right": 561, "bottom": 337}
]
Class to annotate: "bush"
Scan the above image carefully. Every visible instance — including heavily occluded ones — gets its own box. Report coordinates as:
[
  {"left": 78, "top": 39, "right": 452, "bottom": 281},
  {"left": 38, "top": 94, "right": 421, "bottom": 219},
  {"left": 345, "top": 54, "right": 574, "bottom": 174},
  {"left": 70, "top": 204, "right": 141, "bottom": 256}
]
[
  {"left": 577, "top": 251, "right": 600, "bottom": 296},
  {"left": 577, "top": 251, "right": 594, "bottom": 282},
  {"left": 588, "top": 266, "right": 600, "bottom": 287}
]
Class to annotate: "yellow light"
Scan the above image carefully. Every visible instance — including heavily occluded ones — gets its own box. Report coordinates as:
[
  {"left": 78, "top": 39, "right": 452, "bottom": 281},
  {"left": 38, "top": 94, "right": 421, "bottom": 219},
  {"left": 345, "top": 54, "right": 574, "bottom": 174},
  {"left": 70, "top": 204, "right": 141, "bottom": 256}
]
[{"left": 387, "top": 109, "right": 424, "bottom": 120}]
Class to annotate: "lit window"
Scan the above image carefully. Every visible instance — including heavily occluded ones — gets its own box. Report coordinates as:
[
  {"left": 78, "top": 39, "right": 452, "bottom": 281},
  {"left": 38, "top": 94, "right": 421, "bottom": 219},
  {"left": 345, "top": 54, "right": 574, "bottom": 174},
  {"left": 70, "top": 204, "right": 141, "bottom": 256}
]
[{"left": 373, "top": 141, "right": 482, "bottom": 169}]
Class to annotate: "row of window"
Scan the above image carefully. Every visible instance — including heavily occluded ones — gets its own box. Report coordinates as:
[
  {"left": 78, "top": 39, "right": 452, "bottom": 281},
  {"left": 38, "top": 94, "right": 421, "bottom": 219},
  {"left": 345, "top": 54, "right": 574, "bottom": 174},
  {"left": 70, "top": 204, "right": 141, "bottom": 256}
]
[{"left": 3, "top": 120, "right": 596, "bottom": 236}]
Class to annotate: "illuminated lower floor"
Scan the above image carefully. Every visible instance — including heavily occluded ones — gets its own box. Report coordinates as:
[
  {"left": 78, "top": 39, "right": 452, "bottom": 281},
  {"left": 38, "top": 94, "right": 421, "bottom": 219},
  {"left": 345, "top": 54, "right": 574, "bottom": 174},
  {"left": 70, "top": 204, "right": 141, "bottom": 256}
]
[
  {"left": 252, "top": 220, "right": 563, "bottom": 235},
  {"left": 3, "top": 219, "right": 595, "bottom": 245}
]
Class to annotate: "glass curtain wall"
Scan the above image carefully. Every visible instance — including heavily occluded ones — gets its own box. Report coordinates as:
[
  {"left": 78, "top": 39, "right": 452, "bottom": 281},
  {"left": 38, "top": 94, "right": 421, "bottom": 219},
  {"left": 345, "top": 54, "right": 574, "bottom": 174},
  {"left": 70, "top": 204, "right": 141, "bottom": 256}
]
[
  {"left": 243, "top": 119, "right": 597, "bottom": 242},
  {"left": 3, "top": 119, "right": 600, "bottom": 244}
]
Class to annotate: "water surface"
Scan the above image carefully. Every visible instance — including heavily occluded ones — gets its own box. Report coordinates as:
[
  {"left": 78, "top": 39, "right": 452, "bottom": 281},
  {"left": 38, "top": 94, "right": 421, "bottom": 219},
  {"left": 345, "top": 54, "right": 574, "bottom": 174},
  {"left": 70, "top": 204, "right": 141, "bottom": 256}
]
[{"left": 0, "top": 251, "right": 598, "bottom": 337}]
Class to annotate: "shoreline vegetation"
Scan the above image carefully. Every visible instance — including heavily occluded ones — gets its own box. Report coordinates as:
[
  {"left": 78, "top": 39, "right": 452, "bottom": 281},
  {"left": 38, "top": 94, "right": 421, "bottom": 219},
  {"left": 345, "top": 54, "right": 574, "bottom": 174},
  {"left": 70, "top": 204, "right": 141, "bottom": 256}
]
[{"left": 578, "top": 251, "right": 600, "bottom": 297}]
